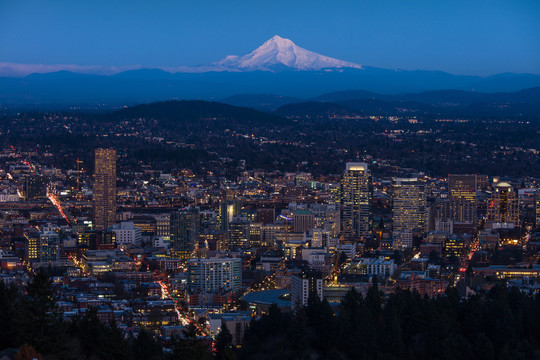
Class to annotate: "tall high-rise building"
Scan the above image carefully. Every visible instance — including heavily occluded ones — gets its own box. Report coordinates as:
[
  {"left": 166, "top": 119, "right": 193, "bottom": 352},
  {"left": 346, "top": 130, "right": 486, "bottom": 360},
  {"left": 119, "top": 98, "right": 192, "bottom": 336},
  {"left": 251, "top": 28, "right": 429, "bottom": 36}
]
[
  {"left": 111, "top": 221, "right": 142, "bottom": 247},
  {"left": 155, "top": 214, "right": 170, "bottom": 237},
  {"left": 291, "top": 272, "right": 323, "bottom": 309},
  {"left": 24, "top": 175, "right": 49, "bottom": 200},
  {"left": 311, "top": 228, "right": 331, "bottom": 248},
  {"left": 228, "top": 217, "right": 250, "bottom": 249},
  {"left": 248, "top": 223, "right": 263, "bottom": 248},
  {"left": 487, "top": 182, "right": 520, "bottom": 229},
  {"left": 25, "top": 234, "right": 39, "bottom": 263},
  {"left": 93, "top": 148, "right": 117, "bottom": 230},
  {"left": 256, "top": 208, "right": 275, "bottom": 225},
  {"left": 25, "top": 231, "right": 60, "bottom": 264},
  {"left": 448, "top": 174, "right": 477, "bottom": 224},
  {"left": 293, "top": 209, "right": 314, "bottom": 233},
  {"left": 310, "top": 203, "right": 340, "bottom": 237},
  {"left": 93, "top": 230, "right": 116, "bottom": 250},
  {"left": 198, "top": 230, "right": 228, "bottom": 252},
  {"left": 392, "top": 178, "right": 426, "bottom": 250},
  {"left": 340, "top": 162, "right": 373, "bottom": 239},
  {"left": 199, "top": 210, "right": 218, "bottom": 231},
  {"left": 327, "top": 183, "right": 341, "bottom": 205},
  {"left": 219, "top": 200, "right": 242, "bottom": 231},
  {"left": 38, "top": 231, "right": 61, "bottom": 263},
  {"left": 187, "top": 257, "right": 242, "bottom": 293},
  {"left": 170, "top": 207, "right": 200, "bottom": 259},
  {"left": 536, "top": 192, "right": 540, "bottom": 229}
]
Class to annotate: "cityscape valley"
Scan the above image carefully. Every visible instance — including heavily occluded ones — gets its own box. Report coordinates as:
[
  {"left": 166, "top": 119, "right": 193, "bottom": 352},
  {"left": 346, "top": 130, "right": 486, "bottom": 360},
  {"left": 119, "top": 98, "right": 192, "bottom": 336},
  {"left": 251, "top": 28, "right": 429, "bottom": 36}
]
[{"left": 1, "top": 5, "right": 540, "bottom": 360}]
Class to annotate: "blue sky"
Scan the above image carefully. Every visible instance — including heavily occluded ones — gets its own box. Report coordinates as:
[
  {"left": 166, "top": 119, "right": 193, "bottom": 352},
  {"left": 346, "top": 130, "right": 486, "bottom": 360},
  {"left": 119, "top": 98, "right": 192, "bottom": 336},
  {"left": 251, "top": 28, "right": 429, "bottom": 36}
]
[{"left": 0, "top": 0, "right": 539, "bottom": 75}]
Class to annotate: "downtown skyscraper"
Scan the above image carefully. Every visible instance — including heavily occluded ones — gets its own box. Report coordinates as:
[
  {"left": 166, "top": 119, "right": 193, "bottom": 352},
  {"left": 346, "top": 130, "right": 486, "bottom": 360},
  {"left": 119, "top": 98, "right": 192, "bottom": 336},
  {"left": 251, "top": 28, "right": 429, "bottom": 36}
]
[
  {"left": 487, "top": 182, "right": 520, "bottom": 229},
  {"left": 170, "top": 207, "right": 200, "bottom": 259},
  {"left": 392, "top": 178, "right": 426, "bottom": 250},
  {"left": 93, "top": 148, "right": 117, "bottom": 230},
  {"left": 448, "top": 174, "right": 477, "bottom": 225},
  {"left": 340, "top": 162, "right": 373, "bottom": 240}
]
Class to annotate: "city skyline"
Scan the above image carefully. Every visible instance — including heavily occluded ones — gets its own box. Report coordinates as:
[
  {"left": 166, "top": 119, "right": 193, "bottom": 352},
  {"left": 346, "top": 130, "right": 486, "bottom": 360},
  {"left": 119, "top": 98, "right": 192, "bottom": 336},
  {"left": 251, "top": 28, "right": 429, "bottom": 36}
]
[
  {"left": 0, "top": 1, "right": 539, "bottom": 359},
  {"left": 1, "top": 98, "right": 540, "bottom": 359}
]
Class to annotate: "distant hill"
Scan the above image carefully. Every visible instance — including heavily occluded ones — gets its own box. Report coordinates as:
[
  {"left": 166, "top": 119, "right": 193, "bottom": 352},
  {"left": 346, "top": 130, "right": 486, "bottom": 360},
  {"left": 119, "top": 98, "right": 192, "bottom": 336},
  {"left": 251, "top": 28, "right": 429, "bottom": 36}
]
[
  {"left": 1, "top": 67, "right": 540, "bottom": 109},
  {"left": 339, "top": 98, "right": 437, "bottom": 115},
  {"left": 275, "top": 101, "right": 359, "bottom": 119},
  {"left": 222, "top": 94, "right": 303, "bottom": 111},
  {"left": 275, "top": 99, "right": 438, "bottom": 118},
  {"left": 266, "top": 87, "right": 540, "bottom": 119},
  {"left": 296, "top": 87, "right": 540, "bottom": 119},
  {"left": 314, "top": 90, "right": 385, "bottom": 102},
  {"left": 109, "top": 100, "right": 288, "bottom": 129},
  {"left": 317, "top": 87, "right": 540, "bottom": 106}
]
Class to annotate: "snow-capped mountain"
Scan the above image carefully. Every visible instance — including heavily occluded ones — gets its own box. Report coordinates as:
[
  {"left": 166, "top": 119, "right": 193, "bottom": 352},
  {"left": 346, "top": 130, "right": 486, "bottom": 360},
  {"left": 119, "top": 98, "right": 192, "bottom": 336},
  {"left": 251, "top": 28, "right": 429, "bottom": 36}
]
[{"left": 209, "top": 35, "right": 362, "bottom": 72}]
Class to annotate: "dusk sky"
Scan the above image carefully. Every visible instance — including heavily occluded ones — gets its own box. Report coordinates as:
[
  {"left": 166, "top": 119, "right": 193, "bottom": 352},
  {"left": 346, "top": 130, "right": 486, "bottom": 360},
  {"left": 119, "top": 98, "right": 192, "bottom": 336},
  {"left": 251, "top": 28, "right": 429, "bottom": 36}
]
[{"left": 1, "top": 0, "right": 539, "bottom": 75}]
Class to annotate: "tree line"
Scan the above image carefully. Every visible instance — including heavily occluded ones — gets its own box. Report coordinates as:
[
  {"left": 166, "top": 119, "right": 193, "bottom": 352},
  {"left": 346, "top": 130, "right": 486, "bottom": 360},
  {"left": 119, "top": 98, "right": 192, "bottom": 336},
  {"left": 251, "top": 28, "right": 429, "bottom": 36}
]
[
  {"left": 240, "top": 284, "right": 540, "bottom": 360},
  {"left": 1, "top": 270, "right": 540, "bottom": 359}
]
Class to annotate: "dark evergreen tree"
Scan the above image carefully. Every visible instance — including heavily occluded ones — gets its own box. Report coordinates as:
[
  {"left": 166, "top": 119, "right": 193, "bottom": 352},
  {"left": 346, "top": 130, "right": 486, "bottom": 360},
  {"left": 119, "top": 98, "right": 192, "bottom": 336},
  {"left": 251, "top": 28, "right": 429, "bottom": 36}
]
[
  {"left": 168, "top": 334, "right": 213, "bottom": 360},
  {"left": 215, "top": 323, "right": 236, "bottom": 360},
  {"left": 0, "top": 281, "right": 19, "bottom": 349},
  {"left": 241, "top": 304, "right": 292, "bottom": 359},
  {"left": 365, "top": 278, "right": 383, "bottom": 317},
  {"left": 473, "top": 333, "right": 495, "bottom": 360},
  {"left": 133, "top": 329, "right": 163, "bottom": 360},
  {"left": 288, "top": 305, "right": 310, "bottom": 358},
  {"left": 16, "top": 268, "right": 68, "bottom": 357},
  {"left": 69, "top": 308, "right": 132, "bottom": 360}
]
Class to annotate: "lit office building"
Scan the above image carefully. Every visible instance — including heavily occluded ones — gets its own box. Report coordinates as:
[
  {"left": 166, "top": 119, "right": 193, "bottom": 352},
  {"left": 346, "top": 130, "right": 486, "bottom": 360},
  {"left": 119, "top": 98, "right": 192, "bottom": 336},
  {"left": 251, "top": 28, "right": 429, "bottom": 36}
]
[
  {"left": 38, "top": 231, "right": 61, "bottom": 263},
  {"left": 256, "top": 208, "right": 275, "bottom": 225},
  {"left": 24, "top": 175, "right": 49, "bottom": 200},
  {"left": 219, "top": 200, "right": 242, "bottom": 231},
  {"left": 187, "top": 257, "right": 242, "bottom": 293},
  {"left": 487, "top": 182, "right": 520, "bottom": 229},
  {"left": 448, "top": 174, "right": 477, "bottom": 225},
  {"left": 293, "top": 209, "right": 314, "bottom": 233},
  {"left": 170, "top": 207, "right": 200, "bottom": 259},
  {"left": 249, "top": 223, "right": 263, "bottom": 248},
  {"left": 291, "top": 272, "right": 323, "bottom": 309},
  {"left": 155, "top": 214, "right": 170, "bottom": 237},
  {"left": 25, "top": 231, "right": 60, "bottom": 265},
  {"left": 340, "top": 162, "right": 373, "bottom": 240},
  {"left": 536, "top": 192, "right": 540, "bottom": 229},
  {"left": 93, "top": 148, "right": 117, "bottom": 230},
  {"left": 228, "top": 218, "right": 250, "bottom": 249},
  {"left": 392, "top": 178, "right": 426, "bottom": 250}
]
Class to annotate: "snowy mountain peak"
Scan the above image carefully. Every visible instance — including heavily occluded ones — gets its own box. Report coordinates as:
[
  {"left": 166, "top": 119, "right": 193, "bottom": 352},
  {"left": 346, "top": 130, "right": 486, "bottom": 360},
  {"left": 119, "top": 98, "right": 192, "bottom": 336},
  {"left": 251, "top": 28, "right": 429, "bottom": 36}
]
[
  {"left": 262, "top": 35, "right": 295, "bottom": 49},
  {"left": 212, "top": 35, "right": 362, "bottom": 72}
]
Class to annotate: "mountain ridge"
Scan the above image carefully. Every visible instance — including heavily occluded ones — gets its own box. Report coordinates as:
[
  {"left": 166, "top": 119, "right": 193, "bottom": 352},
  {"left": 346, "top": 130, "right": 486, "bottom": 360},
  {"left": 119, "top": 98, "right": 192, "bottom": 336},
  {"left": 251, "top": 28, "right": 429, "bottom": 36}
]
[
  {"left": 271, "top": 87, "right": 540, "bottom": 119},
  {"left": 1, "top": 34, "right": 539, "bottom": 106},
  {"left": 110, "top": 100, "right": 288, "bottom": 127}
]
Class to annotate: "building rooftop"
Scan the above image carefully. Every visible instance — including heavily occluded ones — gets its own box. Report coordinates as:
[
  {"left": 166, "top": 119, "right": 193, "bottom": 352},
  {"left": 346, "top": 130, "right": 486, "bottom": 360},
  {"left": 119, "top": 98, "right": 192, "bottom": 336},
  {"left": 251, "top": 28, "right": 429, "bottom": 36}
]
[{"left": 241, "top": 289, "right": 291, "bottom": 308}]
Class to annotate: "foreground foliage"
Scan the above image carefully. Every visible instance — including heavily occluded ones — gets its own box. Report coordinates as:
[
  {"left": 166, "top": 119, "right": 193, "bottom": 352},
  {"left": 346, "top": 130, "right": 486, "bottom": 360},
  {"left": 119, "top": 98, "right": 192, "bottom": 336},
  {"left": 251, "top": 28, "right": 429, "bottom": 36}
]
[
  {"left": 0, "top": 270, "right": 212, "bottom": 360},
  {"left": 241, "top": 285, "right": 540, "bottom": 360},
  {"left": 1, "top": 271, "right": 539, "bottom": 360}
]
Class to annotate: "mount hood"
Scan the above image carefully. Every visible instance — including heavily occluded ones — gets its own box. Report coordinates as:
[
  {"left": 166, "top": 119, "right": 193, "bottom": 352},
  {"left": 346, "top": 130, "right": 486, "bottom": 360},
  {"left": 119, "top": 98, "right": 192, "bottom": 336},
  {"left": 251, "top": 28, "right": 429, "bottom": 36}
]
[{"left": 207, "top": 35, "right": 362, "bottom": 72}]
